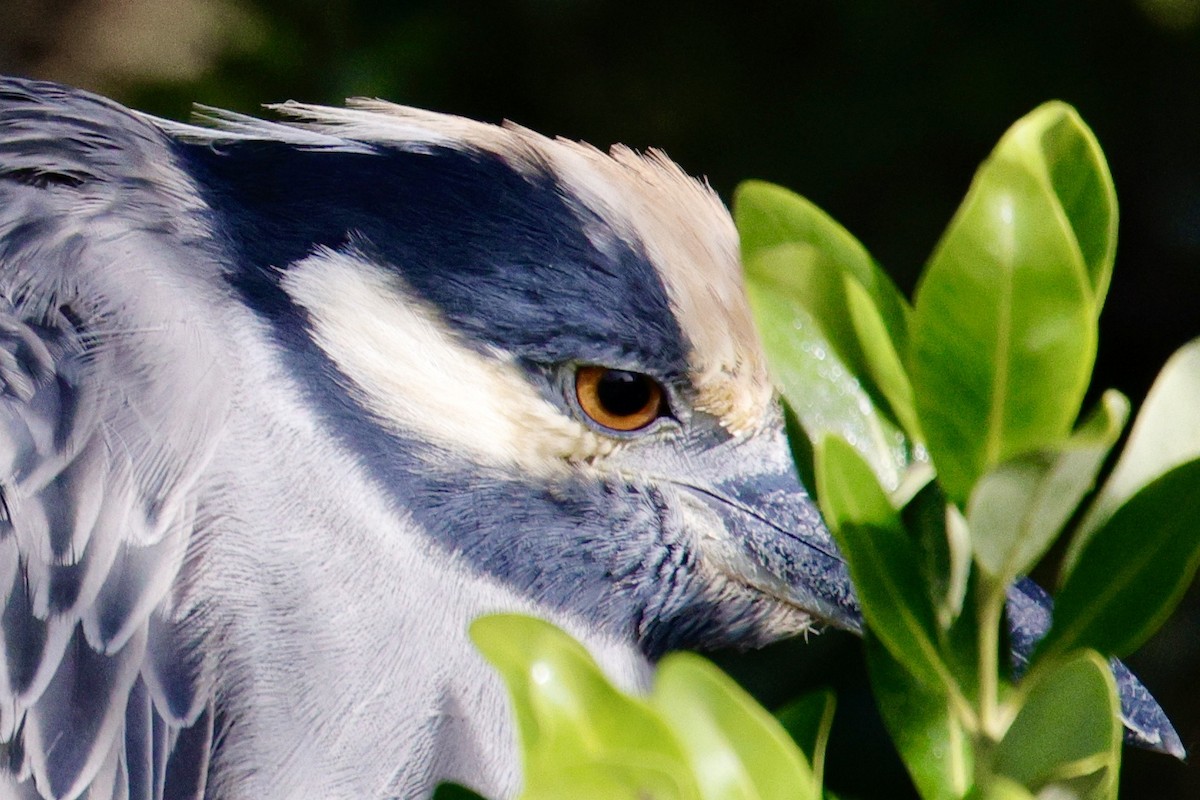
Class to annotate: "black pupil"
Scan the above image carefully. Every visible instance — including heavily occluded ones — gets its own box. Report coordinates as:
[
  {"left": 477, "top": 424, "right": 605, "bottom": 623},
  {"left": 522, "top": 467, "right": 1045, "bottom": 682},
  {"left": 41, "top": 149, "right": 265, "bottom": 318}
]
[{"left": 596, "top": 370, "right": 654, "bottom": 417}]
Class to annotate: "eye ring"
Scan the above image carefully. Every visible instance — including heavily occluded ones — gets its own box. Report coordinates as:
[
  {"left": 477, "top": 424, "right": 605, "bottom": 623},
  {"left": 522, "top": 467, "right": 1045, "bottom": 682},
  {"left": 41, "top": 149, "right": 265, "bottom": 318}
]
[{"left": 575, "top": 366, "right": 665, "bottom": 433}]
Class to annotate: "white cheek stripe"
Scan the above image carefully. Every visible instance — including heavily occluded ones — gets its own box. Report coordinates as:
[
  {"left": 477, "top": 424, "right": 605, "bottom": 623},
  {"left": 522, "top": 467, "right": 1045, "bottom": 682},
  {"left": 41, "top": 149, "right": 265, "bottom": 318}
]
[{"left": 281, "top": 248, "right": 614, "bottom": 475}]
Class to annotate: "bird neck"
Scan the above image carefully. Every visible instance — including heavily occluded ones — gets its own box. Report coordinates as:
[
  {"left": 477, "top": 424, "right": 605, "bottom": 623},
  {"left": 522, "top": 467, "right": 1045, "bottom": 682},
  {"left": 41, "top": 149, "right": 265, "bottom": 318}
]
[{"left": 193, "top": 393, "right": 654, "bottom": 799}]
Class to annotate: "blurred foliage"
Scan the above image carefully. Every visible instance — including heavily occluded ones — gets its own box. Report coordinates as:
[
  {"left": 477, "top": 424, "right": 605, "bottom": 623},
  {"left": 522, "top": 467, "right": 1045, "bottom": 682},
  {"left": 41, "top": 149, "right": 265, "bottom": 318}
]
[{"left": 469, "top": 614, "right": 827, "bottom": 800}]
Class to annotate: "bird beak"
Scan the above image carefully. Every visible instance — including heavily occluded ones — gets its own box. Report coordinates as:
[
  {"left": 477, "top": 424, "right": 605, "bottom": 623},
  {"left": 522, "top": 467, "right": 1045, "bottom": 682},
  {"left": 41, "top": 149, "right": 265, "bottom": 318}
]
[{"left": 666, "top": 417, "right": 863, "bottom": 635}]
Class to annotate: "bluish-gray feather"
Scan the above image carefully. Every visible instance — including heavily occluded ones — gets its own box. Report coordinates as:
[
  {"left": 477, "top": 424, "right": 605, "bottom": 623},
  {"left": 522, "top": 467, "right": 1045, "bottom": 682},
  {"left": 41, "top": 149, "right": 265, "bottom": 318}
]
[
  {"left": 123, "top": 678, "right": 153, "bottom": 800},
  {"left": 26, "top": 627, "right": 145, "bottom": 800}
]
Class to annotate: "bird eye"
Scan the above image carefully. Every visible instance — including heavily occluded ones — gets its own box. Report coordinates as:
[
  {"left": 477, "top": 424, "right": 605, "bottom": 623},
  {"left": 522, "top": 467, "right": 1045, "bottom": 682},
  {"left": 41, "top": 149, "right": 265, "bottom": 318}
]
[{"left": 575, "top": 366, "right": 665, "bottom": 433}]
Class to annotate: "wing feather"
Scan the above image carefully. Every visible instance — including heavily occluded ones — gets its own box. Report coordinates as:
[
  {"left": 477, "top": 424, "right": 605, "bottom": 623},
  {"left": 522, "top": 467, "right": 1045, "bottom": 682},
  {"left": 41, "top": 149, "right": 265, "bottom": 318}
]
[
  {"left": 82, "top": 734, "right": 125, "bottom": 800},
  {"left": 158, "top": 708, "right": 212, "bottom": 800},
  {"left": 26, "top": 628, "right": 148, "bottom": 800},
  {"left": 122, "top": 679, "right": 153, "bottom": 800},
  {"left": 141, "top": 612, "right": 207, "bottom": 729},
  {"left": 0, "top": 77, "right": 232, "bottom": 800},
  {"left": 1, "top": 561, "right": 76, "bottom": 721},
  {"left": 82, "top": 533, "right": 191, "bottom": 656}
]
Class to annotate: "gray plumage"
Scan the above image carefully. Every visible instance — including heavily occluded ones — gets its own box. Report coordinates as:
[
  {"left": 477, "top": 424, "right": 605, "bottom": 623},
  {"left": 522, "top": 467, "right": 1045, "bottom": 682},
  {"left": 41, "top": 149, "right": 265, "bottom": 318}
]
[{"left": 0, "top": 77, "right": 1179, "bottom": 800}]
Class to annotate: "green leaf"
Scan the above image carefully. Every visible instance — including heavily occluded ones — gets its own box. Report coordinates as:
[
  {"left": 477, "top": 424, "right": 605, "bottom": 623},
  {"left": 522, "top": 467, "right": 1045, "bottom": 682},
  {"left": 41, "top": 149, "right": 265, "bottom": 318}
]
[
  {"left": 653, "top": 653, "right": 818, "bottom": 800},
  {"left": 782, "top": 399, "right": 818, "bottom": 503},
  {"left": 964, "top": 777, "right": 1037, "bottom": 800},
  {"left": 844, "top": 274, "right": 923, "bottom": 441},
  {"left": 893, "top": 459, "right": 937, "bottom": 509},
  {"left": 775, "top": 690, "right": 836, "bottom": 789},
  {"left": 734, "top": 179, "right": 911, "bottom": 350},
  {"left": 745, "top": 242, "right": 912, "bottom": 437},
  {"left": 815, "top": 434, "right": 899, "bottom": 531},
  {"left": 469, "top": 615, "right": 697, "bottom": 800},
  {"left": 1037, "top": 458, "right": 1200, "bottom": 661},
  {"left": 817, "top": 437, "right": 951, "bottom": 691},
  {"left": 994, "top": 651, "right": 1119, "bottom": 799},
  {"left": 1070, "top": 338, "right": 1200, "bottom": 571},
  {"left": 966, "top": 391, "right": 1129, "bottom": 584},
  {"left": 1034, "top": 106, "right": 1119, "bottom": 307},
  {"left": 747, "top": 277, "right": 910, "bottom": 490},
  {"left": 1038, "top": 771, "right": 1114, "bottom": 800},
  {"left": 940, "top": 569, "right": 986, "bottom": 707},
  {"left": 865, "top": 633, "right": 974, "bottom": 800},
  {"left": 941, "top": 506, "right": 973, "bottom": 629},
  {"left": 736, "top": 181, "right": 917, "bottom": 443},
  {"left": 901, "top": 483, "right": 971, "bottom": 630},
  {"left": 523, "top": 761, "right": 689, "bottom": 800},
  {"left": 909, "top": 102, "right": 1112, "bottom": 503}
]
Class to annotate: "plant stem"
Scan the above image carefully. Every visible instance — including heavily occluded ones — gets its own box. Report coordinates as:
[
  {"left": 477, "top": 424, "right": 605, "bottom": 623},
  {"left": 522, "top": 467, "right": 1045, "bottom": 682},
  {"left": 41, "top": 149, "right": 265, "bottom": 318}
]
[
  {"left": 973, "top": 577, "right": 1007, "bottom": 790},
  {"left": 978, "top": 583, "right": 1003, "bottom": 738}
]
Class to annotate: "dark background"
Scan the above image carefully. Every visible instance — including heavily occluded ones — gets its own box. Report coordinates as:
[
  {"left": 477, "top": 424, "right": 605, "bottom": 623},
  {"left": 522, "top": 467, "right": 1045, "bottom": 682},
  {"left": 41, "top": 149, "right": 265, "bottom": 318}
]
[{"left": 2, "top": 1, "right": 1197, "bottom": 797}]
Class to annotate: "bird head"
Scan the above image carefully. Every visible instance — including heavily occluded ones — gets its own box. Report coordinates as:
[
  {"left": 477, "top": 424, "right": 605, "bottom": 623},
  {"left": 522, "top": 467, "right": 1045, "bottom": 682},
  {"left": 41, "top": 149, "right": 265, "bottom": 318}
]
[{"left": 172, "top": 100, "right": 860, "bottom": 660}]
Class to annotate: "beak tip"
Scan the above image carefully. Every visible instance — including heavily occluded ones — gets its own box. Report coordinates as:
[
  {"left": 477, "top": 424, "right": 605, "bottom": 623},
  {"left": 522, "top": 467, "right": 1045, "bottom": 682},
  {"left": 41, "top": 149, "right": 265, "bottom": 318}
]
[{"left": 1111, "top": 657, "right": 1187, "bottom": 760}]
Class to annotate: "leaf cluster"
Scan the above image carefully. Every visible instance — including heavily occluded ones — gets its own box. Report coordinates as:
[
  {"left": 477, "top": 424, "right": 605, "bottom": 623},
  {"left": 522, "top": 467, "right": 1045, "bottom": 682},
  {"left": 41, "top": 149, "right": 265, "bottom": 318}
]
[
  {"left": 451, "top": 614, "right": 833, "bottom": 800},
  {"left": 740, "top": 102, "right": 1200, "bottom": 799}
]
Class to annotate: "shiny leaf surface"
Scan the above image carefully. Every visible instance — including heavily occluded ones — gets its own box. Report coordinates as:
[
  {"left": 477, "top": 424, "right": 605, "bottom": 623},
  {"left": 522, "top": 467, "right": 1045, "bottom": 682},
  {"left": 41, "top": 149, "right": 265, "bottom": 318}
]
[
  {"left": 909, "top": 103, "right": 1112, "bottom": 502},
  {"left": 994, "top": 651, "right": 1119, "bottom": 799},
  {"left": 1070, "top": 338, "right": 1200, "bottom": 572},
  {"left": 967, "top": 391, "right": 1128, "bottom": 584},
  {"left": 735, "top": 179, "right": 910, "bottom": 354},
  {"left": 866, "top": 634, "right": 973, "bottom": 800},
  {"left": 844, "top": 273, "right": 922, "bottom": 440},
  {"left": 747, "top": 275, "right": 909, "bottom": 491},
  {"left": 470, "top": 615, "right": 697, "bottom": 800},
  {"left": 1038, "top": 459, "right": 1200, "bottom": 661},
  {"left": 654, "top": 654, "right": 818, "bottom": 800},
  {"left": 816, "top": 437, "right": 948, "bottom": 691}
]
